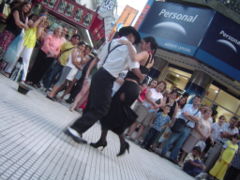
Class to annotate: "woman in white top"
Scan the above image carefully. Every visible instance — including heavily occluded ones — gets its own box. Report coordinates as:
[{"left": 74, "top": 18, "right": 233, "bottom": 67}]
[
  {"left": 179, "top": 107, "right": 212, "bottom": 164},
  {"left": 59, "top": 42, "right": 86, "bottom": 100},
  {"left": 126, "top": 81, "right": 167, "bottom": 141}
]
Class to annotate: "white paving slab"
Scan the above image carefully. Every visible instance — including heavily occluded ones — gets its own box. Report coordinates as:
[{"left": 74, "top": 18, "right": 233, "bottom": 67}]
[{"left": 0, "top": 75, "right": 194, "bottom": 180}]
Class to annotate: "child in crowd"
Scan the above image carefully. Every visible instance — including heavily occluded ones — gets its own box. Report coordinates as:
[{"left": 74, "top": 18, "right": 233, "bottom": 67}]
[
  {"left": 183, "top": 146, "right": 205, "bottom": 177},
  {"left": 141, "top": 105, "right": 171, "bottom": 150},
  {"left": 209, "top": 134, "right": 239, "bottom": 180}
]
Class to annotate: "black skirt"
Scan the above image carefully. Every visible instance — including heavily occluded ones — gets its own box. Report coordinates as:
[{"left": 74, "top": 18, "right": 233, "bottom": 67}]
[{"left": 100, "top": 80, "right": 140, "bottom": 134}]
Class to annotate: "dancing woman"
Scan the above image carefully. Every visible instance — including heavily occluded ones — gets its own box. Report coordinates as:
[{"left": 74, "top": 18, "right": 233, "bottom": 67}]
[{"left": 90, "top": 37, "right": 158, "bottom": 156}]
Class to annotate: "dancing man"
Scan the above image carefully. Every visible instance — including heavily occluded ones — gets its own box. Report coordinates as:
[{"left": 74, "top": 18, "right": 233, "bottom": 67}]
[{"left": 65, "top": 26, "right": 141, "bottom": 143}]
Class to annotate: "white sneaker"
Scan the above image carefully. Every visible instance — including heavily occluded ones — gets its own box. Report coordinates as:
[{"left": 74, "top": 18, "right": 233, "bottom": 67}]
[
  {"left": 65, "top": 127, "right": 87, "bottom": 144},
  {"left": 67, "top": 127, "right": 81, "bottom": 138}
]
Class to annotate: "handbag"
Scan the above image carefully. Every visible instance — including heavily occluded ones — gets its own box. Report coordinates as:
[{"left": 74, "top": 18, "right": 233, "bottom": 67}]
[
  {"left": 171, "top": 118, "right": 188, "bottom": 133},
  {"left": 171, "top": 109, "right": 199, "bottom": 133}
]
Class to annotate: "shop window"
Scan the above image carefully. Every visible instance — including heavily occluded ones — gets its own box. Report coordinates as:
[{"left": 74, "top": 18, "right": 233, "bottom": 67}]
[
  {"left": 215, "top": 91, "right": 240, "bottom": 113},
  {"left": 206, "top": 85, "right": 219, "bottom": 100},
  {"left": 165, "top": 81, "right": 173, "bottom": 91},
  {"left": 166, "top": 72, "right": 189, "bottom": 91},
  {"left": 216, "top": 106, "right": 234, "bottom": 121},
  {"left": 165, "top": 68, "right": 191, "bottom": 91},
  {"left": 237, "top": 108, "right": 240, "bottom": 116},
  {"left": 202, "top": 98, "right": 212, "bottom": 106}
]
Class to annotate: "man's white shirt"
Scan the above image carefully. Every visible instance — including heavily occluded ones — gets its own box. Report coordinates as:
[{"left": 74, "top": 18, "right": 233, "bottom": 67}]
[{"left": 97, "top": 37, "right": 138, "bottom": 78}]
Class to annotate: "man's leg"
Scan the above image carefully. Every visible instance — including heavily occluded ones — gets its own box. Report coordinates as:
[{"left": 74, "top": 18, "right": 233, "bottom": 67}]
[
  {"left": 67, "top": 68, "right": 115, "bottom": 141},
  {"left": 43, "top": 62, "right": 63, "bottom": 89},
  {"left": 169, "top": 127, "right": 191, "bottom": 161}
]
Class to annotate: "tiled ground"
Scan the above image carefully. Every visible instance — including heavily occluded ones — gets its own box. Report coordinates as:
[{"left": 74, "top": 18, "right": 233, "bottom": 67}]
[{"left": 0, "top": 75, "right": 193, "bottom": 180}]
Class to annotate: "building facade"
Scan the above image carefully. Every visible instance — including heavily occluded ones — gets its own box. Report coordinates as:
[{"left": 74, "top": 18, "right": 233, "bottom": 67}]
[{"left": 136, "top": 0, "right": 240, "bottom": 120}]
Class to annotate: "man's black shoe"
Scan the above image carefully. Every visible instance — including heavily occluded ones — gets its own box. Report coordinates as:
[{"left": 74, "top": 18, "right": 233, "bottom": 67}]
[
  {"left": 64, "top": 128, "right": 87, "bottom": 144},
  {"left": 65, "top": 98, "right": 73, "bottom": 104}
]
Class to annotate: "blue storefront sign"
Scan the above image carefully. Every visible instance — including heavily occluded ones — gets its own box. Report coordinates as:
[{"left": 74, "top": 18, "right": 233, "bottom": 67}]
[
  {"left": 138, "top": 1, "right": 215, "bottom": 56},
  {"left": 195, "top": 13, "right": 240, "bottom": 81}
]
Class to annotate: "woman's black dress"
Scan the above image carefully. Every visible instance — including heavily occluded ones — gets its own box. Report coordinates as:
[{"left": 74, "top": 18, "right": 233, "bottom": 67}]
[{"left": 100, "top": 63, "right": 150, "bottom": 135}]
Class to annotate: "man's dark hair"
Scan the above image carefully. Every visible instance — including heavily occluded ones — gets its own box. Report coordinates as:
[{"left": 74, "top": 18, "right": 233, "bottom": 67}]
[
  {"left": 194, "top": 95, "right": 202, "bottom": 100},
  {"left": 193, "top": 146, "right": 202, "bottom": 154},
  {"left": 72, "top": 34, "right": 80, "bottom": 40},
  {"left": 85, "top": 45, "right": 92, "bottom": 51},
  {"left": 78, "top": 41, "right": 85, "bottom": 46},
  {"left": 231, "top": 116, "right": 239, "bottom": 121}
]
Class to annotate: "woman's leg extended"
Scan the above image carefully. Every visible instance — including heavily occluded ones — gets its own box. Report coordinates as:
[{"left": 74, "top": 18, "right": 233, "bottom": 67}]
[{"left": 21, "top": 47, "right": 33, "bottom": 81}]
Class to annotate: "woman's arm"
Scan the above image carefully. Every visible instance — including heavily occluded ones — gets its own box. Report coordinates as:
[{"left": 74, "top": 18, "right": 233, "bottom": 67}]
[
  {"left": 33, "top": 16, "right": 47, "bottom": 28},
  {"left": 207, "top": 124, "right": 212, "bottom": 139},
  {"left": 172, "top": 103, "right": 178, "bottom": 120},
  {"left": 85, "top": 58, "right": 99, "bottom": 79},
  {"left": 13, "top": 10, "right": 27, "bottom": 29},
  {"left": 196, "top": 121, "right": 208, "bottom": 139},
  {"left": 157, "top": 96, "right": 166, "bottom": 109},
  {"left": 119, "top": 39, "right": 149, "bottom": 62},
  {"left": 72, "top": 48, "right": 82, "bottom": 69}
]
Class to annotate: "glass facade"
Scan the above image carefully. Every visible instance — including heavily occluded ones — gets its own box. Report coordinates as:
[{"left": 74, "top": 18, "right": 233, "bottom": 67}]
[
  {"left": 203, "top": 85, "right": 240, "bottom": 120},
  {"left": 163, "top": 69, "right": 240, "bottom": 120},
  {"left": 215, "top": 91, "right": 240, "bottom": 113},
  {"left": 165, "top": 67, "right": 191, "bottom": 91}
]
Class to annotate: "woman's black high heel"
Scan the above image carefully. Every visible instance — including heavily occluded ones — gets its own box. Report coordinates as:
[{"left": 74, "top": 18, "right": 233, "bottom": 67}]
[
  {"left": 117, "top": 141, "right": 130, "bottom": 157},
  {"left": 90, "top": 140, "right": 107, "bottom": 151}
]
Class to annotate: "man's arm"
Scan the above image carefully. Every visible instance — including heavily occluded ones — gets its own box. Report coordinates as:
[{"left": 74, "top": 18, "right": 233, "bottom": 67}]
[
  {"left": 119, "top": 39, "right": 148, "bottom": 62},
  {"left": 131, "top": 68, "right": 145, "bottom": 82},
  {"left": 182, "top": 106, "right": 200, "bottom": 122}
]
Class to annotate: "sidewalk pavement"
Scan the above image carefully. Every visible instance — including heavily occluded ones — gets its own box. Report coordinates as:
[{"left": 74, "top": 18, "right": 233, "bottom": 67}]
[{"left": 0, "top": 75, "right": 193, "bottom": 180}]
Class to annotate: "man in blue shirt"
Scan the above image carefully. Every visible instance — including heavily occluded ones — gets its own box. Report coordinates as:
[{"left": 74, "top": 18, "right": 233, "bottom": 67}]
[{"left": 161, "top": 95, "right": 202, "bottom": 163}]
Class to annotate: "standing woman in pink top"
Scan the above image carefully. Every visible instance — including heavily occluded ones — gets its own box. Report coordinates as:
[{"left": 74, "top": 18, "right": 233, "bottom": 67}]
[{"left": 26, "top": 26, "right": 63, "bottom": 87}]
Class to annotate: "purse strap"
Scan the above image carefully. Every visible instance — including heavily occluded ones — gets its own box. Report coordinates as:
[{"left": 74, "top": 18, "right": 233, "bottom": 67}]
[
  {"left": 59, "top": 47, "right": 74, "bottom": 57},
  {"left": 185, "top": 109, "right": 199, "bottom": 125}
]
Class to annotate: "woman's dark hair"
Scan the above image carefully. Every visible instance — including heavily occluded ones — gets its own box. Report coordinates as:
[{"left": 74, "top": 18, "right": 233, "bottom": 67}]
[
  {"left": 143, "top": 36, "right": 158, "bottom": 64},
  {"left": 178, "top": 96, "right": 187, "bottom": 109},
  {"left": 231, "top": 134, "right": 240, "bottom": 140},
  {"left": 169, "top": 89, "right": 180, "bottom": 98},
  {"left": 78, "top": 41, "right": 86, "bottom": 46},
  {"left": 143, "top": 36, "right": 158, "bottom": 51},
  {"left": 13, "top": 1, "right": 32, "bottom": 17},
  {"left": 85, "top": 45, "right": 92, "bottom": 51}
]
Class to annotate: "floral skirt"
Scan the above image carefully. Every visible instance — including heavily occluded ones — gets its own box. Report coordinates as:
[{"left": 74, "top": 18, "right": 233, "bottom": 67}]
[{"left": 0, "top": 30, "right": 16, "bottom": 58}]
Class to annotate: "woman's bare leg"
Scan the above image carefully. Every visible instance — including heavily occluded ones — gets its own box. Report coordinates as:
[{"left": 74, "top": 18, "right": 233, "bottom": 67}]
[
  {"left": 126, "top": 122, "right": 139, "bottom": 137},
  {"left": 70, "top": 80, "right": 90, "bottom": 111}
]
